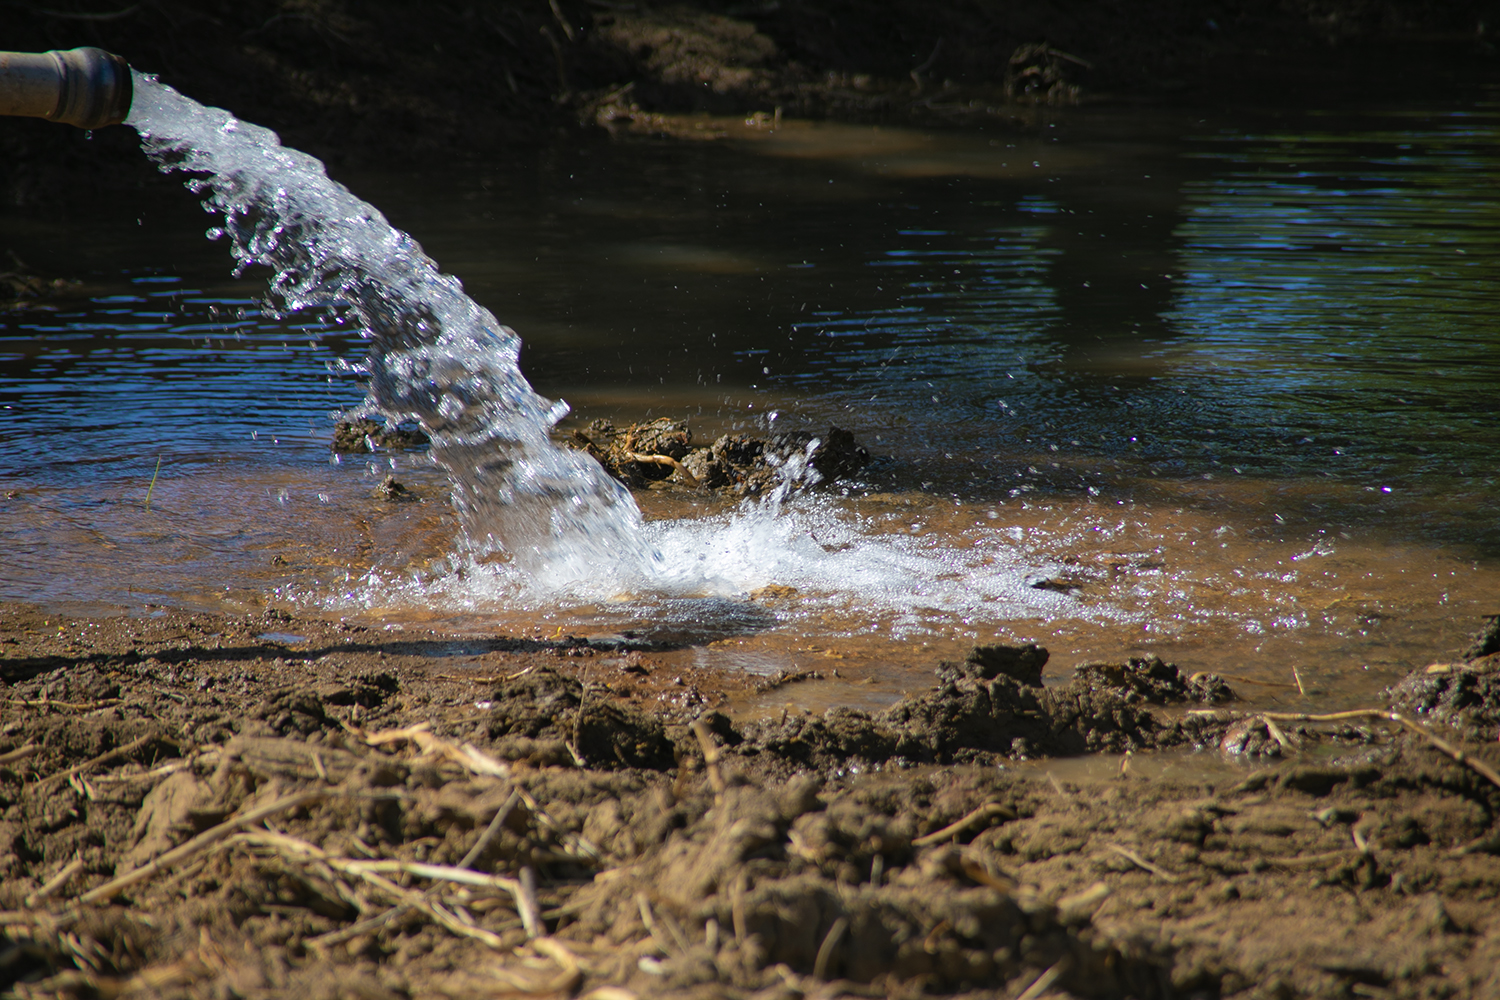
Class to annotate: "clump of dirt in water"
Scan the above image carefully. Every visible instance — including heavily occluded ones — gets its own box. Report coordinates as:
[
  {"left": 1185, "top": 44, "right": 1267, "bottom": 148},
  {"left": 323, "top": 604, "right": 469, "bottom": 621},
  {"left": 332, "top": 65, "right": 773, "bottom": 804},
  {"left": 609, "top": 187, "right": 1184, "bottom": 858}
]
[
  {"left": 1388, "top": 614, "right": 1500, "bottom": 743},
  {"left": 332, "top": 418, "right": 431, "bottom": 454},
  {"left": 569, "top": 417, "right": 869, "bottom": 496},
  {"left": 4, "top": 602, "right": 1500, "bottom": 998},
  {"left": 1, "top": 252, "right": 84, "bottom": 312}
]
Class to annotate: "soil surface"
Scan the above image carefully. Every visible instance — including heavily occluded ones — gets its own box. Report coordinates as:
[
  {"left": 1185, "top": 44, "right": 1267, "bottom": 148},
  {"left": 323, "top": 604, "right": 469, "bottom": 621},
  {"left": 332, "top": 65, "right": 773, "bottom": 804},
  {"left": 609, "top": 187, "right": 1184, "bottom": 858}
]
[{"left": 4, "top": 601, "right": 1500, "bottom": 999}]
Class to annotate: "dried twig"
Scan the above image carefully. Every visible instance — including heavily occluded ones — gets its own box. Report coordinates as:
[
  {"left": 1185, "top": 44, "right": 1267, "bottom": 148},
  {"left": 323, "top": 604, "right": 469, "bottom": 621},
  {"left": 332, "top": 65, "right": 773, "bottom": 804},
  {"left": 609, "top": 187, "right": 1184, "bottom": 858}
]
[
  {"left": 238, "top": 831, "right": 509, "bottom": 949},
  {"left": 532, "top": 937, "right": 584, "bottom": 994},
  {"left": 1261, "top": 716, "right": 1296, "bottom": 751},
  {"left": 690, "top": 718, "right": 725, "bottom": 796},
  {"left": 571, "top": 671, "right": 591, "bottom": 768},
  {"left": 637, "top": 893, "right": 677, "bottom": 956},
  {"left": 913, "top": 802, "right": 1012, "bottom": 847},
  {"left": 362, "top": 722, "right": 511, "bottom": 777},
  {"left": 1216, "top": 674, "right": 1299, "bottom": 691},
  {"left": 3, "top": 698, "right": 121, "bottom": 712},
  {"left": 517, "top": 866, "right": 544, "bottom": 940},
  {"left": 342, "top": 859, "right": 521, "bottom": 893},
  {"left": 88, "top": 760, "right": 186, "bottom": 784},
  {"left": 1017, "top": 957, "right": 1069, "bottom": 1000},
  {"left": 23, "top": 856, "right": 84, "bottom": 908},
  {"left": 813, "top": 916, "right": 849, "bottom": 981},
  {"left": 1104, "top": 843, "right": 1181, "bottom": 883},
  {"left": 546, "top": 0, "right": 575, "bottom": 41},
  {"left": 76, "top": 788, "right": 327, "bottom": 905},
  {"left": 623, "top": 451, "right": 698, "bottom": 486},
  {"left": 959, "top": 858, "right": 1015, "bottom": 892},
  {"left": 458, "top": 788, "right": 521, "bottom": 870},
  {"left": 0, "top": 743, "right": 40, "bottom": 766},
  {"left": 515, "top": 786, "right": 603, "bottom": 862},
  {"left": 308, "top": 788, "right": 520, "bottom": 951},
  {"left": 31, "top": 732, "right": 159, "bottom": 795},
  {"left": 1188, "top": 708, "right": 1500, "bottom": 791}
]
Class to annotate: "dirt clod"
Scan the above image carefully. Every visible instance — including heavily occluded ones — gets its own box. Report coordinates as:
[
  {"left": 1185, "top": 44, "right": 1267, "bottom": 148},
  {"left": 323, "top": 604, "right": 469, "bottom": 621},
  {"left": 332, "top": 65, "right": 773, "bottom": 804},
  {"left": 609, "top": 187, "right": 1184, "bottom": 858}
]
[
  {"left": 333, "top": 419, "right": 430, "bottom": 454},
  {"left": 571, "top": 418, "right": 870, "bottom": 495}
]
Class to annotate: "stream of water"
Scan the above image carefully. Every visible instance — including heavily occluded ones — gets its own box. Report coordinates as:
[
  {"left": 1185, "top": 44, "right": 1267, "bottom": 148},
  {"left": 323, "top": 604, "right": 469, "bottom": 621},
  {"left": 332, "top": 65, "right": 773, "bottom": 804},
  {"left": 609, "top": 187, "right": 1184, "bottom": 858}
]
[
  {"left": 124, "top": 74, "right": 663, "bottom": 590},
  {"left": 3, "top": 80, "right": 1497, "bottom": 710}
]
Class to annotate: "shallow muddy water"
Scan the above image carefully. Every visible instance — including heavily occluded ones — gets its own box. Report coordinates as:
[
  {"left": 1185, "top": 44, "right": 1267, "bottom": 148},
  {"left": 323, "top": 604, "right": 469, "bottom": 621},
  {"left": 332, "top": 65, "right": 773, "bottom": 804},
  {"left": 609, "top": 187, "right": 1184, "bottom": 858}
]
[{"left": 3, "top": 92, "right": 1498, "bottom": 709}]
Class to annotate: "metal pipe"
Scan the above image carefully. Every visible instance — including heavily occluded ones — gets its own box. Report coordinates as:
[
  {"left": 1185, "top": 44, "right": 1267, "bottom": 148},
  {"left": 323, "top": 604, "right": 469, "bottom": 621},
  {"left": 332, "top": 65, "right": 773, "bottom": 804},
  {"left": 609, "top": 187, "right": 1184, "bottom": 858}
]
[{"left": 0, "top": 47, "right": 132, "bottom": 129}]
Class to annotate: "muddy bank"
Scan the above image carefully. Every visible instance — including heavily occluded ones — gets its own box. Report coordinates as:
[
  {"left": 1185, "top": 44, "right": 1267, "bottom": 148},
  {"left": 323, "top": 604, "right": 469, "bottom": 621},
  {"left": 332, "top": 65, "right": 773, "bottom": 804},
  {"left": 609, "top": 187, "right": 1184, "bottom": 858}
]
[
  {"left": 4, "top": 602, "right": 1500, "bottom": 997},
  {"left": 3, "top": 0, "right": 1495, "bottom": 205}
]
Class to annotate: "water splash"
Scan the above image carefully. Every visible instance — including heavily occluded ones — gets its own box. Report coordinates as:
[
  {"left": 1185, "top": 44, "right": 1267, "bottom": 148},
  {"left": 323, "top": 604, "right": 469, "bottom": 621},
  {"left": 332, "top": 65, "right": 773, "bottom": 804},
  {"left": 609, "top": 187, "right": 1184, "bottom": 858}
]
[
  {"left": 123, "top": 75, "right": 1081, "bottom": 632},
  {"left": 125, "top": 74, "right": 658, "bottom": 580}
]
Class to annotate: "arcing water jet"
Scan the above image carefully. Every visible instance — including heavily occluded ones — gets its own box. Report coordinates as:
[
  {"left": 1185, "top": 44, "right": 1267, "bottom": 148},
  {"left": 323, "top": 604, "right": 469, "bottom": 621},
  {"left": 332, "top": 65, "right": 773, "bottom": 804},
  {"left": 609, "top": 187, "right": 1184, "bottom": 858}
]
[{"left": 3, "top": 47, "right": 659, "bottom": 586}]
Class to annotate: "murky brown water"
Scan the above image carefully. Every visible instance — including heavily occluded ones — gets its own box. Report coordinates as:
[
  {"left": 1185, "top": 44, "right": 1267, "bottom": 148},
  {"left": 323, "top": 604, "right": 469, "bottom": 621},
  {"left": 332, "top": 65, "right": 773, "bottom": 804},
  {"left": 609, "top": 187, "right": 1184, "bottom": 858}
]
[{"left": 3, "top": 95, "right": 1498, "bottom": 714}]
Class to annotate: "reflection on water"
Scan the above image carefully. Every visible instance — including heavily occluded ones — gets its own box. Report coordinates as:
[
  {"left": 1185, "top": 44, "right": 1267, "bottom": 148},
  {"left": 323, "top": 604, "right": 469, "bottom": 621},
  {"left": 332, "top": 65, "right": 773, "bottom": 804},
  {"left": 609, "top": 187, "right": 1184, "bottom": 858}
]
[
  {"left": 2, "top": 94, "right": 1498, "bottom": 706},
  {"left": 1164, "top": 119, "right": 1500, "bottom": 490},
  {"left": 0, "top": 274, "right": 357, "bottom": 469}
]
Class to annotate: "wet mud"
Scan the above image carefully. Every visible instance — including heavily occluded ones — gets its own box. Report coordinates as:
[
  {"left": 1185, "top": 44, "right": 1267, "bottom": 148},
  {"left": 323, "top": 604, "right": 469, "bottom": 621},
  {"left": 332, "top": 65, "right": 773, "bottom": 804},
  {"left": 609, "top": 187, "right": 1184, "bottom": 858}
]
[{"left": 5, "top": 603, "right": 1500, "bottom": 998}]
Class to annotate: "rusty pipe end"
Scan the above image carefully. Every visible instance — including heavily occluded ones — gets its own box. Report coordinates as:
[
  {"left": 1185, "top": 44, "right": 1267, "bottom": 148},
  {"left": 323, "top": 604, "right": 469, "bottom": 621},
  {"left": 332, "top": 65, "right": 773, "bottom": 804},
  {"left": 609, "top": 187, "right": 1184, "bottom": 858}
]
[
  {"left": 50, "top": 47, "right": 132, "bottom": 128},
  {"left": 0, "top": 47, "right": 132, "bottom": 129}
]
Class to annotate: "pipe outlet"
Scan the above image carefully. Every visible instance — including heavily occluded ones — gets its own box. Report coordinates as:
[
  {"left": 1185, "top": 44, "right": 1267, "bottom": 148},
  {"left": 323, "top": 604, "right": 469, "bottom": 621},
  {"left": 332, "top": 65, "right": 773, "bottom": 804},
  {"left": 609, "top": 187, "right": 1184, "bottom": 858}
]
[{"left": 0, "top": 47, "right": 132, "bottom": 129}]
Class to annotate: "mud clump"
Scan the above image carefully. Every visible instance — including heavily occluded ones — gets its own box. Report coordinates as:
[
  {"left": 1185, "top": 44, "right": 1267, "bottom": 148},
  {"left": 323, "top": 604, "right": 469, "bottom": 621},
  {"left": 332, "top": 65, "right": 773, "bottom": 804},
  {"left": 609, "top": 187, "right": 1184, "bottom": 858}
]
[
  {"left": 485, "top": 667, "right": 675, "bottom": 770},
  {"left": 332, "top": 418, "right": 430, "bottom": 453},
  {"left": 1464, "top": 613, "right": 1500, "bottom": 660},
  {"left": 1388, "top": 615, "right": 1500, "bottom": 742},
  {"left": 1004, "top": 42, "right": 1087, "bottom": 104},
  {"left": 369, "top": 474, "right": 419, "bottom": 502},
  {"left": 570, "top": 417, "right": 869, "bottom": 496},
  {"left": 1, "top": 253, "right": 83, "bottom": 312},
  {"left": 1071, "top": 654, "right": 1234, "bottom": 705},
  {"left": 937, "top": 643, "right": 1050, "bottom": 685},
  {"left": 736, "top": 645, "right": 1236, "bottom": 771}
]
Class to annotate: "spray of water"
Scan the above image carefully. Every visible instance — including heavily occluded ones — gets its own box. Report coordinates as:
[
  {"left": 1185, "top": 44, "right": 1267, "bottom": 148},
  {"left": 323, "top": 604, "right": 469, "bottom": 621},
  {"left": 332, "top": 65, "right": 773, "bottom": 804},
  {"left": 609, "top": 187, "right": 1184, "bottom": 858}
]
[{"left": 126, "top": 73, "right": 659, "bottom": 584}]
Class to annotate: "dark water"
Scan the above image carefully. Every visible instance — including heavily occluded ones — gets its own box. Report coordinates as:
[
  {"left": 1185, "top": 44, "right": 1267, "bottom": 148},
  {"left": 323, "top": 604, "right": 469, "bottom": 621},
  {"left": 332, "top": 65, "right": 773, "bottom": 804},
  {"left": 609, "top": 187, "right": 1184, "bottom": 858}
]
[{"left": 2, "top": 94, "right": 1497, "bottom": 705}]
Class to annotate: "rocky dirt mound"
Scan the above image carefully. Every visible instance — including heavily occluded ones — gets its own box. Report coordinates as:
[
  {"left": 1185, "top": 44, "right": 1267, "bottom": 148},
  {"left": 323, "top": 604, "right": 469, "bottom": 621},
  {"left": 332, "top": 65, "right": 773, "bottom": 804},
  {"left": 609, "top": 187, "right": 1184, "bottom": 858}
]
[
  {"left": 331, "top": 419, "right": 430, "bottom": 455},
  {"left": 569, "top": 418, "right": 870, "bottom": 496},
  {"left": 1388, "top": 614, "right": 1500, "bottom": 742}
]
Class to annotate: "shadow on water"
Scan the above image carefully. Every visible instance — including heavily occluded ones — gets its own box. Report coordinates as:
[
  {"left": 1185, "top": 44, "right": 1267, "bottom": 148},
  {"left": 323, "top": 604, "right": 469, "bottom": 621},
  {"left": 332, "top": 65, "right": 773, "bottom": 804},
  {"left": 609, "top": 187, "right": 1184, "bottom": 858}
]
[{"left": 570, "top": 597, "right": 779, "bottom": 646}]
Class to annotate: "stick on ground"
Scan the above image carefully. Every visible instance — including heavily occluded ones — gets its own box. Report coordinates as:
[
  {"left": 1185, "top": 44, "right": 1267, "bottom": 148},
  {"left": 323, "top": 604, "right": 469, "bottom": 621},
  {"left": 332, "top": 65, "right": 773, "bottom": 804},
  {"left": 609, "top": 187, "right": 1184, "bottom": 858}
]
[
  {"left": 913, "top": 802, "right": 1012, "bottom": 847},
  {"left": 76, "top": 788, "right": 328, "bottom": 905}
]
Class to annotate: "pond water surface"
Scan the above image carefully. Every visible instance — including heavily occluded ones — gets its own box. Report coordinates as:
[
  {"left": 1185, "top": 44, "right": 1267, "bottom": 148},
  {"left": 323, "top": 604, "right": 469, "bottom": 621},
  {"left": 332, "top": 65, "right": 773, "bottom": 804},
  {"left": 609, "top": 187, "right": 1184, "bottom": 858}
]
[{"left": 3, "top": 92, "right": 1498, "bottom": 713}]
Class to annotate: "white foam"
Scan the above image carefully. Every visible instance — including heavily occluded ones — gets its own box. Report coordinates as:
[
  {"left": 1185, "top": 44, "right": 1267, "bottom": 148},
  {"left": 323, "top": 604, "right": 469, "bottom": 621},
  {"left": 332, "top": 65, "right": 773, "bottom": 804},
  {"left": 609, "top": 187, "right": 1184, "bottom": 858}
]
[{"left": 313, "top": 489, "right": 1103, "bottom": 640}]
